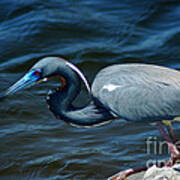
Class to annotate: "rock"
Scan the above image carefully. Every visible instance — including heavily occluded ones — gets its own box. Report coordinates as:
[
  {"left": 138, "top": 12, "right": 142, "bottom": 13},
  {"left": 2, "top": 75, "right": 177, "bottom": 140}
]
[{"left": 143, "top": 164, "right": 180, "bottom": 180}]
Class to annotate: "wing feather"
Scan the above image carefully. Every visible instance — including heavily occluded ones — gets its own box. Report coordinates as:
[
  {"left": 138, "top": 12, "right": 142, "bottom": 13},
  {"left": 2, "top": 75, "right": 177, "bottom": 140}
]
[{"left": 92, "top": 64, "right": 180, "bottom": 122}]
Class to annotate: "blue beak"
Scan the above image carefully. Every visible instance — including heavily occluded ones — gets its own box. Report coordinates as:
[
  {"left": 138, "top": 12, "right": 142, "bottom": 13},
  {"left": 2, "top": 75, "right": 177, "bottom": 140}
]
[{"left": 5, "top": 69, "right": 41, "bottom": 96}]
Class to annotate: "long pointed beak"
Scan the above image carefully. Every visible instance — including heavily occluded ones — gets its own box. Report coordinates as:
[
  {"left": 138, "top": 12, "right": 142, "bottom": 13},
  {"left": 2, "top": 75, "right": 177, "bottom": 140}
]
[{"left": 4, "top": 70, "right": 41, "bottom": 97}]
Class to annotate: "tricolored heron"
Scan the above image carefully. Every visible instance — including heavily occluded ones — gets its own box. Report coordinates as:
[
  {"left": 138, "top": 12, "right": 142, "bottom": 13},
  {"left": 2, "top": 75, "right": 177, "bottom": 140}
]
[{"left": 2, "top": 56, "right": 180, "bottom": 179}]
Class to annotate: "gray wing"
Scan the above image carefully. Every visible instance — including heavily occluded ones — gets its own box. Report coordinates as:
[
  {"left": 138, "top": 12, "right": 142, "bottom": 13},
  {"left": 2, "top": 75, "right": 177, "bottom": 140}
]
[{"left": 92, "top": 64, "right": 180, "bottom": 122}]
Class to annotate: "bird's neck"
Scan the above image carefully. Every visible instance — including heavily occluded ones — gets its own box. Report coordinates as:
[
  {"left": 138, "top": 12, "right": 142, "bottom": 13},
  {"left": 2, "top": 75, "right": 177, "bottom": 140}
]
[
  {"left": 47, "top": 90, "right": 114, "bottom": 127},
  {"left": 64, "top": 102, "right": 114, "bottom": 127},
  {"left": 46, "top": 67, "right": 114, "bottom": 127}
]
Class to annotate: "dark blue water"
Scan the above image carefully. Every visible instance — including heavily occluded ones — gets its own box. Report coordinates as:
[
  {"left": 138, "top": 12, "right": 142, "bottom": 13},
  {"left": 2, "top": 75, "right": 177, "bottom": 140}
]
[{"left": 0, "top": 0, "right": 180, "bottom": 179}]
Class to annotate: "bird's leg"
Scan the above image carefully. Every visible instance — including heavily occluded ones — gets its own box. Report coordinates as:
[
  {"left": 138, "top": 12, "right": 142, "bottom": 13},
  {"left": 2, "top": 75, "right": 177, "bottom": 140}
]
[
  {"left": 162, "top": 120, "right": 178, "bottom": 143},
  {"left": 162, "top": 120, "right": 180, "bottom": 161},
  {"left": 157, "top": 122, "right": 180, "bottom": 166},
  {"left": 171, "top": 117, "right": 180, "bottom": 152},
  {"left": 107, "top": 167, "right": 147, "bottom": 180}
]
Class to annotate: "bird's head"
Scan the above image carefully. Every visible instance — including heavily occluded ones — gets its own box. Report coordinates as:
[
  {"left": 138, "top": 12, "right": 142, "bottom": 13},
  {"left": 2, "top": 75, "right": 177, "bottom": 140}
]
[{"left": 3, "top": 56, "right": 90, "bottom": 98}]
